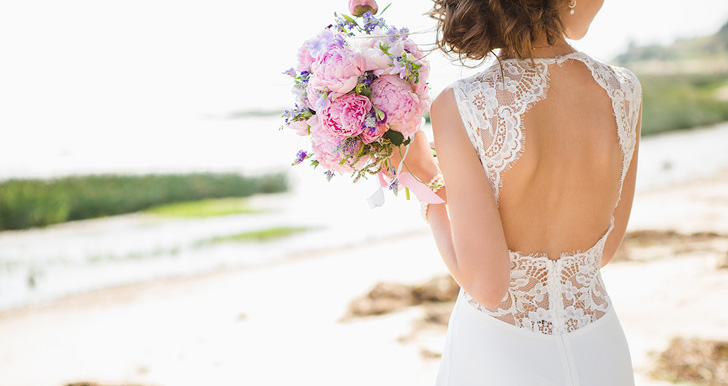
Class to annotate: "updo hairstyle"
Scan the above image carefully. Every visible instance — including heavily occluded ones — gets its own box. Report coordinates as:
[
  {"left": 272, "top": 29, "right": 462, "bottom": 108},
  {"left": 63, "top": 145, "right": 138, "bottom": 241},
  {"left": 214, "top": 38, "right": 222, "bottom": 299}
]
[{"left": 429, "top": 0, "right": 569, "bottom": 63}]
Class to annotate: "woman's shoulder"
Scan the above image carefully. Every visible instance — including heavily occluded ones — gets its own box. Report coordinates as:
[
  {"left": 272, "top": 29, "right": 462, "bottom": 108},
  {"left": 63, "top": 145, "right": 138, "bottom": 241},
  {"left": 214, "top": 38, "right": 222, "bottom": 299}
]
[
  {"left": 430, "top": 86, "right": 459, "bottom": 124},
  {"left": 430, "top": 83, "right": 474, "bottom": 138}
]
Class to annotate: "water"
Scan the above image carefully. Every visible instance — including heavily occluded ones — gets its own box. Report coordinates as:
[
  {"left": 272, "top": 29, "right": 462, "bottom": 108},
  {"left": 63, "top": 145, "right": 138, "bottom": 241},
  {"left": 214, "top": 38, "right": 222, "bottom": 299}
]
[{"left": 2, "top": 119, "right": 728, "bottom": 311}]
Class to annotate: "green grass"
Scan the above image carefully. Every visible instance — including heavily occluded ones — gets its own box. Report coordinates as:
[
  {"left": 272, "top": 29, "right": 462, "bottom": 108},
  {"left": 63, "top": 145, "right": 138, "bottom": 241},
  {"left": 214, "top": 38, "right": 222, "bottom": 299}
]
[
  {"left": 145, "top": 198, "right": 264, "bottom": 218},
  {"left": 0, "top": 172, "right": 288, "bottom": 231},
  {"left": 639, "top": 73, "right": 728, "bottom": 136},
  {"left": 207, "top": 226, "right": 315, "bottom": 243}
]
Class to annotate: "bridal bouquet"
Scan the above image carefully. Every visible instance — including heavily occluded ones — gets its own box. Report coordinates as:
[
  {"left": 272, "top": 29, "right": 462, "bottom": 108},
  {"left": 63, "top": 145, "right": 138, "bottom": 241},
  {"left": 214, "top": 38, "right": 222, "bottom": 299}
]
[{"left": 281, "top": 1, "right": 439, "bottom": 206}]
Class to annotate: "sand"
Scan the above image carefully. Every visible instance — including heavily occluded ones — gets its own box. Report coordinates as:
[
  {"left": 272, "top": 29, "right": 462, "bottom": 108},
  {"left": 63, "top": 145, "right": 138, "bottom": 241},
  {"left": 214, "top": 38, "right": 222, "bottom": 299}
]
[{"left": 1, "top": 170, "right": 727, "bottom": 386}]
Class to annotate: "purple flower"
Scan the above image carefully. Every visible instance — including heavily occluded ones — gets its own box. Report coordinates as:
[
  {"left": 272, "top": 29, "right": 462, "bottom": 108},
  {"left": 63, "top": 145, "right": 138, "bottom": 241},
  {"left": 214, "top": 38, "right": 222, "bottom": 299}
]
[
  {"left": 283, "top": 68, "right": 296, "bottom": 77},
  {"left": 337, "top": 136, "right": 363, "bottom": 156},
  {"left": 387, "top": 27, "right": 399, "bottom": 42},
  {"left": 390, "top": 57, "right": 406, "bottom": 78},
  {"left": 292, "top": 150, "right": 308, "bottom": 165},
  {"left": 388, "top": 177, "right": 399, "bottom": 193},
  {"left": 362, "top": 11, "right": 385, "bottom": 33},
  {"left": 332, "top": 34, "right": 346, "bottom": 48}
]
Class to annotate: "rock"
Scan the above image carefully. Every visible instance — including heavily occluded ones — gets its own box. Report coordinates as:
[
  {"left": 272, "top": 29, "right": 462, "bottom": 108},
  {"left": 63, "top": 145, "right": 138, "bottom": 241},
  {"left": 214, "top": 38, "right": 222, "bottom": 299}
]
[
  {"left": 718, "top": 252, "right": 728, "bottom": 270},
  {"left": 651, "top": 337, "right": 728, "bottom": 385},
  {"left": 347, "top": 275, "right": 459, "bottom": 318},
  {"left": 420, "top": 348, "right": 442, "bottom": 359},
  {"left": 422, "top": 302, "right": 456, "bottom": 325},
  {"left": 348, "top": 282, "right": 416, "bottom": 317},
  {"left": 413, "top": 276, "right": 460, "bottom": 302}
]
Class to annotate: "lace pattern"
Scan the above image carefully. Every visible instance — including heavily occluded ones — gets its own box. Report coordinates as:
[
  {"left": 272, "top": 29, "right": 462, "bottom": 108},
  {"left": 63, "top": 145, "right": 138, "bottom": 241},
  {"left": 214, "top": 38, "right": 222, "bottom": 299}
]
[
  {"left": 452, "top": 52, "right": 642, "bottom": 335},
  {"left": 452, "top": 60, "right": 551, "bottom": 202},
  {"left": 463, "top": 221, "right": 613, "bottom": 335}
]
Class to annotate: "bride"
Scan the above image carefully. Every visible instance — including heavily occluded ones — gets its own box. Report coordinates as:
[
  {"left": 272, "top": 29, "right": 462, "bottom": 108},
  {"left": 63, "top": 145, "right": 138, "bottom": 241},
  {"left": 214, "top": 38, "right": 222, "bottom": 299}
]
[{"left": 396, "top": 0, "right": 642, "bottom": 384}]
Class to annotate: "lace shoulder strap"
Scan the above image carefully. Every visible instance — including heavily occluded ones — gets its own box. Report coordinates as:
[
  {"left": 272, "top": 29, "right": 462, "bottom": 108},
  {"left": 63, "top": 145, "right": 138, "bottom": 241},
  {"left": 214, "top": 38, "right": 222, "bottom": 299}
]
[
  {"left": 576, "top": 57, "right": 642, "bottom": 194},
  {"left": 451, "top": 61, "right": 551, "bottom": 203}
]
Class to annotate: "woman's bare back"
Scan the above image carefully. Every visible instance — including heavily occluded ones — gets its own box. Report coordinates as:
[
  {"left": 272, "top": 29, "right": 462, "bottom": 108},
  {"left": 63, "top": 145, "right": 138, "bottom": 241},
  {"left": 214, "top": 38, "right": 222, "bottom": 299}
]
[
  {"left": 437, "top": 50, "right": 642, "bottom": 332},
  {"left": 498, "top": 59, "right": 624, "bottom": 259}
]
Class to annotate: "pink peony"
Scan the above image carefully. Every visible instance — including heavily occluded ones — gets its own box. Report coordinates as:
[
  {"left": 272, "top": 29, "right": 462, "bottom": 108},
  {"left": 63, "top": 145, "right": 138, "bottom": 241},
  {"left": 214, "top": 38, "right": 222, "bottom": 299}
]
[
  {"left": 361, "top": 122, "right": 387, "bottom": 144},
  {"left": 319, "top": 93, "right": 371, "bottom": 138},
  {"left": 371, "top": 75, "right": 428, "bottom": 137},
  {"left": 308, "top": 46, "right": 365, "bottom": 94},
  {"left": 349, "top": 0, "right": 378, "bottom": 17},
  {"left": 311, "top": 123, "right": 361, "bottom": 173}
]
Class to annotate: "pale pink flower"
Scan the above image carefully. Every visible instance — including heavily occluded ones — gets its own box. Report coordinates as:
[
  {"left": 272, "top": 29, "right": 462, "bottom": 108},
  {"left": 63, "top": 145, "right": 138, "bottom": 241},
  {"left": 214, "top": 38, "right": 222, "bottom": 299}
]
[
  {"left": 356, "top": 42, "right": 392, "bottom": 74},
  {"left": 371, "top": 75, "right": 427, "bottom": 137},
  {"left": 308, "top": 46, "right": 365, "bottom": 95},
  {"left": 349, "top": 0, "right": 378, "bottom": 17},
  {"left": 296, "top": 44, "right": 316, "bottom": 73},
  {"left": 306, "top": 83, "right": 333, "bottom": 112},
  {"left": 319, "top": 93, "right": 371, "bottom": 138},
  {"left": 296, "top": 30, "right": 337, "bottom": 73},
  {"left": 403, "top": 39, "right": 431, "bottom": 98},
  {"left": 311, "top": 123, "right": 359, "bottom": 173},
  {"left": 288, "top": 119, "right": 309, "bottom": 136},
  {"left": 307, "top": 114, "right": 321, "bottom": 133}
]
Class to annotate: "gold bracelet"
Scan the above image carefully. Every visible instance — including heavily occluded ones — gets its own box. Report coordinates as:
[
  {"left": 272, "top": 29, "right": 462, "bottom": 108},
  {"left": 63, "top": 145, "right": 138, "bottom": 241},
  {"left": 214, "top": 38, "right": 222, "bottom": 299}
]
[{"left": 420, "top": 173, "right": 445, "bottom": 222}]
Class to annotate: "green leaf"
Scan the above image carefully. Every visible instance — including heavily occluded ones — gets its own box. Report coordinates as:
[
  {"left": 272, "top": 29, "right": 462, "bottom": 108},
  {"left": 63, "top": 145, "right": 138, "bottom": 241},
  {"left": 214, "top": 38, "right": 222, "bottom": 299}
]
[
  {"left": 383, "top": 130, "right": 404, "bottom": 146},
  {"left": 374, "top": 107, "right": 385, "bottom": 121},
  {"left": 402, "top": 137, "right": 412, "bottom": 146},
  {"left": 342, "top": 14, "right": 360, "bottom": 27},
  {"left": 379, "top": 3, "right": 392, "bottom": 16},
  {"left": 355, "top": 83, "right": 372, "bottom": 97},
  {"left": 379, "top": 43, "right": 391, "bottom": 56}
]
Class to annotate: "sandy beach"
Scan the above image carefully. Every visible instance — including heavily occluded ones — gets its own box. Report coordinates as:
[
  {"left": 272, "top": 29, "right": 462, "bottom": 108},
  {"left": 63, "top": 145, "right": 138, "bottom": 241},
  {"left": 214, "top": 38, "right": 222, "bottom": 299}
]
[{"left": 1, "top": 165, "right": 727, "bottom": 386}]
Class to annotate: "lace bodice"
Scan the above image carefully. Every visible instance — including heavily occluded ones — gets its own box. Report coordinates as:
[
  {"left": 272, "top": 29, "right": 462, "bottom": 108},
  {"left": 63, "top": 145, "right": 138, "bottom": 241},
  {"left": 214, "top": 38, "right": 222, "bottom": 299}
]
[{"left": 452, "top": 51, "right": 642, "bottom": 335}]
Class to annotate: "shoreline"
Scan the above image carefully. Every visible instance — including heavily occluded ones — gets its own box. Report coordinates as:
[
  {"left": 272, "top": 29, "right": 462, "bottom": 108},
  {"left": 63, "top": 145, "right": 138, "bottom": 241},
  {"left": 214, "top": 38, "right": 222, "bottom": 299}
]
[
  {"left": 0, "top": 164, "right": 726, "bottom": 385},
  {"left": 1, "top": 121, "right": 728, "bottom": 313}
]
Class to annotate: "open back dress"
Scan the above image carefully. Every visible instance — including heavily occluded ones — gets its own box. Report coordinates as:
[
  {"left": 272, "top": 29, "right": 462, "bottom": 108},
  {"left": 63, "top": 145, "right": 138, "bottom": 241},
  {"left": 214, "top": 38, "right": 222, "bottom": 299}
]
[{"left": 435, "top": 51, "right": 642, "bottom": 386}]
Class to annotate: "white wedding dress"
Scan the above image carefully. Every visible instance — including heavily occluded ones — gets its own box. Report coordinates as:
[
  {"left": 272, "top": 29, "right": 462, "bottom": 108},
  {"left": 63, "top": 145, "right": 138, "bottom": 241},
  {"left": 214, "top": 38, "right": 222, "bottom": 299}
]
[{"left": 435, "top": 51, "right": 641, "bottom": 386}]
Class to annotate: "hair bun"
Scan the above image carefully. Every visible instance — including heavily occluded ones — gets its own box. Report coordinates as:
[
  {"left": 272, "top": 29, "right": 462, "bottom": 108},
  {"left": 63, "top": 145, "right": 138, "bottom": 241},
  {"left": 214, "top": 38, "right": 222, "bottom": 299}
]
[{"left": 429, "top": 0, "right": 567, "bottom": 63}]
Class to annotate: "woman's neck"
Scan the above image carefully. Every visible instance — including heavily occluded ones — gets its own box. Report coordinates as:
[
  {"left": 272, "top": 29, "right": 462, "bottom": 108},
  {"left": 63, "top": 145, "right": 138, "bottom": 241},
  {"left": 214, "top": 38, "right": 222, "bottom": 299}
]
[{"left": 500, "top": 36, "right": 576, "bottom": 60}]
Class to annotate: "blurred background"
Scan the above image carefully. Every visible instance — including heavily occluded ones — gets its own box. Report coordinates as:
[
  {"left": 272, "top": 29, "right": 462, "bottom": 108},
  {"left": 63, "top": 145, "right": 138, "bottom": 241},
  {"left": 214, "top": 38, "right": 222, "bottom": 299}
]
[{"left": 1, "top": 0, "right": 728, "bottom": 385}]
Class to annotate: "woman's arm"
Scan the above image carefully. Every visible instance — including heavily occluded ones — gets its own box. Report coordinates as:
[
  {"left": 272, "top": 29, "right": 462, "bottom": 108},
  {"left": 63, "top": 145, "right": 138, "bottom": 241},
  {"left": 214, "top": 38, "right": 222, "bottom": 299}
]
[
  {"left": 601, "top": 104, "right": 643, "bottom": 267},
  {"left": 417, "top": 87, "right": 511, "bottom": 309}
]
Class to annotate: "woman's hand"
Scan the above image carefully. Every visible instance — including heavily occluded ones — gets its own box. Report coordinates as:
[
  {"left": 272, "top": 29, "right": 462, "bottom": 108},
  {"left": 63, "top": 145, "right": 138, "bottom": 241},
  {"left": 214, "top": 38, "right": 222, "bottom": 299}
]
[{"left": 385, "top": 130, "right": 439, "bottom": 183}]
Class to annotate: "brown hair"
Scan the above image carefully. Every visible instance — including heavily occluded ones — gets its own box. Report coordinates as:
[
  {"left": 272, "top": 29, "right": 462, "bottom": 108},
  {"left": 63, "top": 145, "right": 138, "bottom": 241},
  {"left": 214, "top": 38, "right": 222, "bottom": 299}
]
[{"left": 429, "top": 0, "right": 568, "bottom": 63}]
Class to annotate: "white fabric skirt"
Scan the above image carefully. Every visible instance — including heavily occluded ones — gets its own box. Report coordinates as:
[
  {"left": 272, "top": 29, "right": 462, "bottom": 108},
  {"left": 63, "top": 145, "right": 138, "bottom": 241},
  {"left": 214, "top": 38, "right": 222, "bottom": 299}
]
[{"left": 436, "top": 289, "right": 635, "bottom": 386}]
